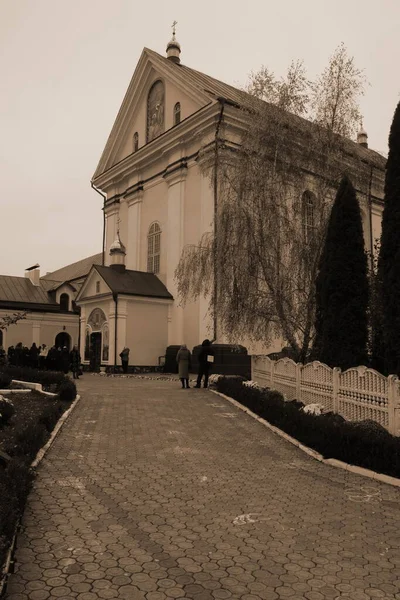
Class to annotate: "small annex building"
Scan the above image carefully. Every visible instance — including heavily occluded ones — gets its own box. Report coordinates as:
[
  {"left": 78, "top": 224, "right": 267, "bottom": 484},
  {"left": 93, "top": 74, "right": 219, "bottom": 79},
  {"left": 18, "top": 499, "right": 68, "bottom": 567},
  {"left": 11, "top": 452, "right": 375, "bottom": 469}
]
[{"left": 0, "top": 254, "right": 102, "bottom": 352}]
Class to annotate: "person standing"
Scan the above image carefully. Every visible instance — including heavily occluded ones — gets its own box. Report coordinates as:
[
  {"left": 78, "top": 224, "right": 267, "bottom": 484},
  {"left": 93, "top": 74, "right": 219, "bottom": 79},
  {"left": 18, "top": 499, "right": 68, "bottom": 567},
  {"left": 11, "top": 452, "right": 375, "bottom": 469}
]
[
  {"left": 70, "top": 345, "right": 81, "bottom": 379},
  {"left": 61, "top": 346, "right": 70, "bottom": 374},
  {"left": 29, "top": 343, "right": 39, "bottom": 369},
  {"left": 14, "top": 343, "right": 23, "bottom": 367},
  {"left": 120, "top": 347, "right": 130, "bottom": 374},
  {"left": 194, "top": 339, "right": 214, "bottom": 389},
  {"left": 7, "top": 346, "right": 15, "bottom": 366},
  {"left": 176, "top": 344, "right": 192, "bottom": 389},
  {"left": 39, "top": 344, "right": 48, "bottom": 369},
  {"left": 0, "top": 346, "right": 6, "bottom": 367}
]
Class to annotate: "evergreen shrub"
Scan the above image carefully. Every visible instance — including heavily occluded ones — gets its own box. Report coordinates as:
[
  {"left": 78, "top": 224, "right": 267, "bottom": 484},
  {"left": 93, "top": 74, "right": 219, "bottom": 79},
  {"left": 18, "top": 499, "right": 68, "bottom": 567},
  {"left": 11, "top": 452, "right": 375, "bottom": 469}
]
[
  {"left": 0, "top": 397, "right": 15, "bottom": 424},
  {"left": 216, "top": 376, "right": 400, "bottom": 479},
  {"left": 58, "top": 380, "right": 77, "bottom": 402},
  {"left": 0, "top": 367, "right": 68, "bottom": 390},
  {"left": 0, "top": 372, "right": 12, "bottom": 389}
]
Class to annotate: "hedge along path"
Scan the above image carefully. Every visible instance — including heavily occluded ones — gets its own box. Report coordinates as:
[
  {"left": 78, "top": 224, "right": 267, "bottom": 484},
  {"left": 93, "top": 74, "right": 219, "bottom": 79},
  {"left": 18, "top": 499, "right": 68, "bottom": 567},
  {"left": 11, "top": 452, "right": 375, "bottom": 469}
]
[
  {"left": 0, "top": 392, "right": 81, "bottom": 598},
  {"left": 211, "top": 389, "right": 400, "bottom": 489}
]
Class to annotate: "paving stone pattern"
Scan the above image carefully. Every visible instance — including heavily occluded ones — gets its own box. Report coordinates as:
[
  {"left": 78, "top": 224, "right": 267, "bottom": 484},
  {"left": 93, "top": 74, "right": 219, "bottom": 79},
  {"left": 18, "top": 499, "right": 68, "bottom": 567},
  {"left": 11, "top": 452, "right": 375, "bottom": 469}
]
[{"left": 5, "top": 376, "right": 400, "bottom": 599}]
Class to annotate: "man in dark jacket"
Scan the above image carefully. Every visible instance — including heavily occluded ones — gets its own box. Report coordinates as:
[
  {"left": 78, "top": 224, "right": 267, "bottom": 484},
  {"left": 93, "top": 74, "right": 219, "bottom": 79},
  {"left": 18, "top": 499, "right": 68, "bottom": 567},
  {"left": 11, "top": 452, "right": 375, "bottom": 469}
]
[{"left": 194, "top": 339, "right": 214, "bottom": 389}]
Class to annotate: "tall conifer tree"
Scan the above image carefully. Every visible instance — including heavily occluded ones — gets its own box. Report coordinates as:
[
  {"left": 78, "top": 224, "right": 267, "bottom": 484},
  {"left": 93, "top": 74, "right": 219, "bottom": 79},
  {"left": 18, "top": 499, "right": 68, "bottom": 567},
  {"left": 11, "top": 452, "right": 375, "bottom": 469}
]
[
  {"left": 378, "top": 101, "right": 400, "bottom": 375},
  {"left": 314, "top": 175, "right": 368, "bottom": 370}
]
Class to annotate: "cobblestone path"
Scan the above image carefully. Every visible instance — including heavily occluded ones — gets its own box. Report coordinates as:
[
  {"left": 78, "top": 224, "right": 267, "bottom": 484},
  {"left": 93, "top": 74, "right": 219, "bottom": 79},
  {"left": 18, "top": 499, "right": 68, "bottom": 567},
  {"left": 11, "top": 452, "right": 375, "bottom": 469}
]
[{"left": 4, "top": 375, "right": 400, "bottom": 600}]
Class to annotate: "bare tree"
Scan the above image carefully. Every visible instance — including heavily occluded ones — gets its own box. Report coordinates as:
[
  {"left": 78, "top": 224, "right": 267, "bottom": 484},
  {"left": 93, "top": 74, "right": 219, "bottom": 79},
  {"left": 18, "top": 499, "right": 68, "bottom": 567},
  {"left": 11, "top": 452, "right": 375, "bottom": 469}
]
[
  {"left": 245, "top": 60, "right": 309, "bottom": 117},
  {"left": 311, "top": 42, "right": 366, "bottom": 139},
  {"left": 0, "top": 312, "right": 28, "bottom": 332},
  {"left": 175, "top": 46, "right": 366, "bottom": 360}
]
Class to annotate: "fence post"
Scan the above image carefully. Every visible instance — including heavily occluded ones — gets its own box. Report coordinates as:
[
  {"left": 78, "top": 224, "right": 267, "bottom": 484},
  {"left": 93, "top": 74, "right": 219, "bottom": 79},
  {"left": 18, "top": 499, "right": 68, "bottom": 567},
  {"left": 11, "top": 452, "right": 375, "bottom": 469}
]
[
  {"left": 296, "top": 363, "right": 302, "bottom": 401},
  {"left": 387, "top": 375, "right": 398, "bottom": 435},
  {"left": 332, "top": 367, "right": 340, "bottom": 414},
  {"left": 270, "top": 359, "right": 275, "bottom": 387}
]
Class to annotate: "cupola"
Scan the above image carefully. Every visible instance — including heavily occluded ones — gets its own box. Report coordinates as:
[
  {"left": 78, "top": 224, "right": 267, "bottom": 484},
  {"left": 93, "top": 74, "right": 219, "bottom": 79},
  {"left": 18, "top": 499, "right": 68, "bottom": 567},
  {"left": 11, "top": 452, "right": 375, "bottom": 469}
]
[
  {"left": 166, "top": 21, "right": 181, "bottom": 64},
  {"left": 357, "top": 123, "right": 368, "bottom": 149},
  {"left": 109, "top": 231, "right": 126, "bottom": 272}
]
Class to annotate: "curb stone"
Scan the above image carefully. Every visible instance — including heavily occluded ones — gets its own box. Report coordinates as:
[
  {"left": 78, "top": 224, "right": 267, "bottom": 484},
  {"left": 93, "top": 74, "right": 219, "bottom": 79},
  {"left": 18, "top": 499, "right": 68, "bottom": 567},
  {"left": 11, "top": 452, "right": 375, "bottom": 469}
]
[
  {"left": 211, "top": 389, "right": 400, "bottom": 488},
  {"left": 31, "top": 394, "right": 81, "bottom": 469},
  {"left": 0, "top": 393, "right": 81, "bottom": 598}
]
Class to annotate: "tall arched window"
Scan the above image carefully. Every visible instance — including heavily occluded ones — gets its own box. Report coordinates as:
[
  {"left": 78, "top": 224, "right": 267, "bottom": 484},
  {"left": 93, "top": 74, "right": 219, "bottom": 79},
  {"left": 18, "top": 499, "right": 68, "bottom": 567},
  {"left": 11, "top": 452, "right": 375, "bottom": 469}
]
[
  {"left": 133, "top": 132, "right": 139, "bottom": 152},
  {"left": 173, "top": 102, "right": 181, "bottom": 125},
  {"left": 302, "top": 191, "right": 315, "bottom": 242},
  {"left": 147, "top": 222, "right": 161, "bottom": 274},
  {"left": 147, "top": 80, "right": 165, "bottom": 142},
  {"left": 60, "top": 293, "right": 69, "bottom": 311}
]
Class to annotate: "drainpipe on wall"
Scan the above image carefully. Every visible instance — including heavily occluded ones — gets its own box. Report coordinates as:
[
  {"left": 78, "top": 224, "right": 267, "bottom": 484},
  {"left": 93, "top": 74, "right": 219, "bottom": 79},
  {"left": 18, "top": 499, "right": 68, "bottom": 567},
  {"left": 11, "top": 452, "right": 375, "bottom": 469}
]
[
  {"left": 113, "top": 292, "right": 118, "bottom": 372},
  {"left": 213, "top": 99, "right": 226, "bottom": 342},
  {"left": 91, "top": 181, "right": 107, "bottom": 266}
]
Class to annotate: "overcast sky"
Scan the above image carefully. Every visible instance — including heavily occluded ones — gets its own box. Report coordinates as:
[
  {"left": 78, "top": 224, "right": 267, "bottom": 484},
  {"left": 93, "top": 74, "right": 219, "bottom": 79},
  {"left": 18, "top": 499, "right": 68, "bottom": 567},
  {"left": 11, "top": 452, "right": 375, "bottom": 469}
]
[{"left": 1, "top": 0, "right": 399, "bottom": 277}]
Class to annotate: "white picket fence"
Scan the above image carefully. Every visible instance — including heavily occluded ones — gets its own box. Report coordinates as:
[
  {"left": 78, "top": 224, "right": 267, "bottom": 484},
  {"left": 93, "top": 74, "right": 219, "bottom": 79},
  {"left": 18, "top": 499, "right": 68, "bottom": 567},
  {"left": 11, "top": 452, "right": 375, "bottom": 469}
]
[{"left": 251, "top": 356, "right": 400, "bottom": 436}]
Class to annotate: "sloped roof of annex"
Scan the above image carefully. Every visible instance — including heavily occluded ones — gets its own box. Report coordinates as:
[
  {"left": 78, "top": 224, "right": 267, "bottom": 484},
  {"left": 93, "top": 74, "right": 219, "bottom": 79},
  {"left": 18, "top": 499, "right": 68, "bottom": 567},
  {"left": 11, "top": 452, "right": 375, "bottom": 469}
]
[{"left": 76, "top": 264, "right": 173, "bottom": 303}]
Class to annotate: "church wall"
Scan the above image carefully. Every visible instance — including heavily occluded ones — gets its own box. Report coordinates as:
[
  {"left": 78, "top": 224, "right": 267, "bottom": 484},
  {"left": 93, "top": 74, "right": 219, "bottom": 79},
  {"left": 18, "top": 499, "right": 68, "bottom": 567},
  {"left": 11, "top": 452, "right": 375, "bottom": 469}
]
[
  {"left": 81, "top": 273, "right": 109, "bottom": 299},
  {"left": 125, "top": 299, "right": 169, "bottom": 366},
  {"left": 1, "top": 311, "right": 79, "bottom": 351},
  {"left": 139, "top": 180, "right": 168, "bottom": 278},
  {"left": 116, "top": 74, "right": 203, "bottom": 164}
]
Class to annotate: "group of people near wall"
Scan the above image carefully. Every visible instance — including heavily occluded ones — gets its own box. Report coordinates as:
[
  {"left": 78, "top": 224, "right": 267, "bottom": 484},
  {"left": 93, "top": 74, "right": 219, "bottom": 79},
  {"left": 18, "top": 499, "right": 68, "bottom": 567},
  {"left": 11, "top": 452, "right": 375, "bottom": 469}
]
[
  {"left": 176, "top": 339, "right": 215, "bottom": 389},
  {"left": 0, "top": 343, "right": 82, "bottom": 379}
]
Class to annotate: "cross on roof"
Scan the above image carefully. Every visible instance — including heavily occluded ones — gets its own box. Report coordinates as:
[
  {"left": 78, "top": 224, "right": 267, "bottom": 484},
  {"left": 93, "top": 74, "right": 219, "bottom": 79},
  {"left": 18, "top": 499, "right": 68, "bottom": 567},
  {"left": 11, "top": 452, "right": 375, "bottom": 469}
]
[{"left": 172, "top": 20, "right": 177, "bottom": 36}]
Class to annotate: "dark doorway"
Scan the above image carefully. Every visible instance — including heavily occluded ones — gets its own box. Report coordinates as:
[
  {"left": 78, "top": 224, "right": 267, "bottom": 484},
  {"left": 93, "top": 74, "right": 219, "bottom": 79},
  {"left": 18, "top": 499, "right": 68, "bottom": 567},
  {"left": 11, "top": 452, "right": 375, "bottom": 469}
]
[
  {"left": 55, "top": 332, "right": 71, "bottom": 351},
  {"left": 90, "top": 332, "right": 102, "bottom": 372}
]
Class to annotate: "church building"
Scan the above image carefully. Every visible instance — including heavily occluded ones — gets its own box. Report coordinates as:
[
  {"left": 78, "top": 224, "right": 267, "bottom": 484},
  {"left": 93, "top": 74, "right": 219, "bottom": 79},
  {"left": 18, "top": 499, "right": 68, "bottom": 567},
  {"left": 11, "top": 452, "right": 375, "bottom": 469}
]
[{"left": 0, "top": 32, "right": 387, "bottom": 370}]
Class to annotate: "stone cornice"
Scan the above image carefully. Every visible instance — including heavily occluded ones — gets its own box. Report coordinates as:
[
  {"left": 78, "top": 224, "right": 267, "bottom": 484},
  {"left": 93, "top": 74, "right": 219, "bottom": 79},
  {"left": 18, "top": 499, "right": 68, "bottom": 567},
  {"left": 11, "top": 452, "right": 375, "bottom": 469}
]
[
  {"left": 163, "top": 158, "right": 188, "bottom": 185},
  {"left": 124, "top": 183, "right": 144, "bottom": 205},
  {"left": 93, "top": 103, "right": 220, "bottom": 188}
]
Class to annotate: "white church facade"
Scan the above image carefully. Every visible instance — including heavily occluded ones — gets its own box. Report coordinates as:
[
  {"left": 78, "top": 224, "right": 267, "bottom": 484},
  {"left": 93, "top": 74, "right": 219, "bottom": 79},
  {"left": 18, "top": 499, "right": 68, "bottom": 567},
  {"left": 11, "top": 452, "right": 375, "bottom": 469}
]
[{"left": 0, "top": 34, "right": 386, "bottom": 369}]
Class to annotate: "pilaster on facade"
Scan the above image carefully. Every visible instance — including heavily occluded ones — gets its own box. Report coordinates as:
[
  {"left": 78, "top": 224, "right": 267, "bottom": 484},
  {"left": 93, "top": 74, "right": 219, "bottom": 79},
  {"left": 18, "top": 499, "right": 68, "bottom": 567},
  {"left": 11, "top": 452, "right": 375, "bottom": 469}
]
[
  {"left": 104, "top": 204, "right": 120, "bottom": 265},
  {"left": 125, "top": 188, "right": 144, "bottom": 271},
  {"left": 32, "top": 322, "right": 41, "bottom": 345},
  {"left": 164, "top": 164, "right": 187, "bottom": 345},
  {"left": 79, "top": 316, "right": 86, "bottom": 359}
]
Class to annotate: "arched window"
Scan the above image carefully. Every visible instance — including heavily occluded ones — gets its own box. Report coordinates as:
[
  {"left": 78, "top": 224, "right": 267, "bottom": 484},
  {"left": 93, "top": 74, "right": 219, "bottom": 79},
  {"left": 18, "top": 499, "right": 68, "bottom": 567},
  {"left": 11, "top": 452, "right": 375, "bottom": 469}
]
[
  {"left": 87, "top": 308, "right": 107, "bottom": 332},
  {"left": 147, "top": 222, "right": 161, "bottom": 274},
  {"left": 147, "top": 80, "right": 165, "bottom": 142},
  {"left": 60, "top": 293, "right": 69, "bottom": 311},
  {"left": 302, "top": 191, "right": 315, "bottom": 242},
  {"left": 173, "top": 102, "right": 181, "bottom": 126},
  {"left": 133, "top": 132, "right": 139, "bottom": 152}
]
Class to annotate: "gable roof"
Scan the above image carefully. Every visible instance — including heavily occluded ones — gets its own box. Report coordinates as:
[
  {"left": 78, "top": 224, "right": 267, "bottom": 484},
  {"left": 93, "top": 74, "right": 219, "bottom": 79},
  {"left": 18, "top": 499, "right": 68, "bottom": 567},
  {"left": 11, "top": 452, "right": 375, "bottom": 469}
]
[
  {"left": 93, "top": 265, "right": 173, "bottom": 300},
  {"left": 94, "top": 47, "right": 386, "bottom": 180},
  {"left": 145, "top": 48, "right": 249, "bottom": 107},
  {"left": 41, "top": 253, "right": 103, "bottom": 283},
  {"left": 0, "top": 275, "right": 56, "bottom": 305}
]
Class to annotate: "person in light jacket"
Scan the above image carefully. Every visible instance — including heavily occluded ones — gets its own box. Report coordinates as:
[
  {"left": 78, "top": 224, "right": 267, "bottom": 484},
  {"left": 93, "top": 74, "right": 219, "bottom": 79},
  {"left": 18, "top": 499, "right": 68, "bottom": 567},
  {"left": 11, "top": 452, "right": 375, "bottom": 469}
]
[{"left": 176, "top": 344, "right": 192, "bottom": 389}]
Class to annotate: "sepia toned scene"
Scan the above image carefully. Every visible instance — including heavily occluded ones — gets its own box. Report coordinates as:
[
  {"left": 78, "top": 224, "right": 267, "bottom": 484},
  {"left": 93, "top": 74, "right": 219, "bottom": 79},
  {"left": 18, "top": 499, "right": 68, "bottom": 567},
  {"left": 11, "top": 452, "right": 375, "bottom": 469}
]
[{"left": 1, "top": 1, "right": 399, "bottom": 599}]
